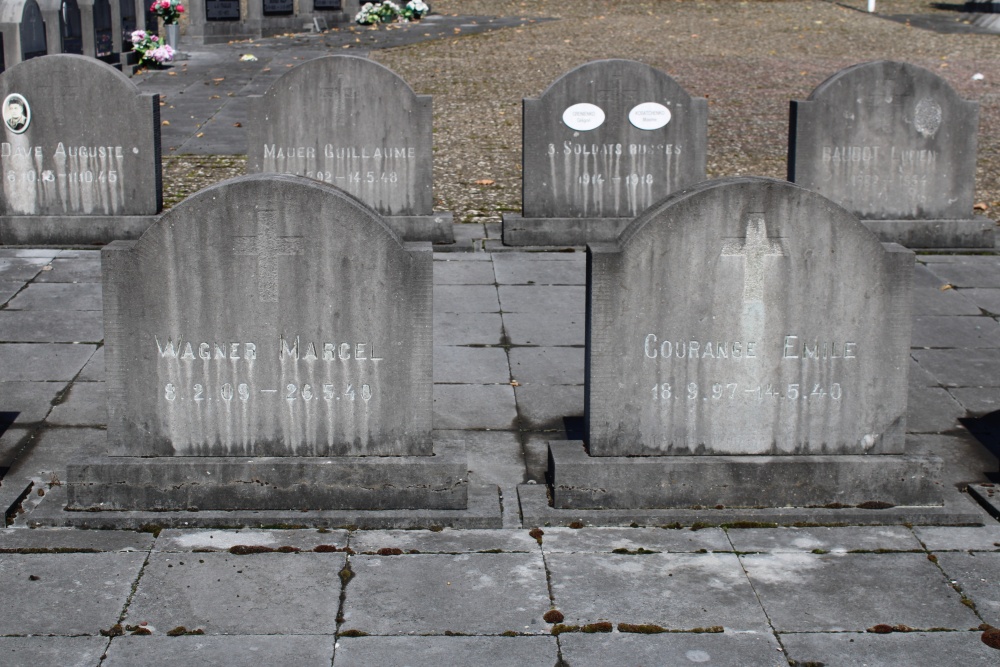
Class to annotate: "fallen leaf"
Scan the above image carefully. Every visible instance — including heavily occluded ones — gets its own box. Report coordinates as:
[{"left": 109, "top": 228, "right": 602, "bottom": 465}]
[
  {"left": 41, "top": 265, "right": 52, "bottom": 271},
  {"left": 233, "top": 122, "right": 242, "bottom": 127},
  {"left": 168, "top": 72, "right": 177, "bottom": 76},
  {"left": 213, "top": 77, "right": 225, "bottom": 82},
  {"left": 475, "top": 179, "right": 495, "bottom": 186},
  {"left": 261, "top": 67, "right": 271, "bottom": 72},
  {"left": 162, "top": 120, "right": 170, "bottom": 126},
  {"left": 940, "top": 284, "right": 954, "bottom": 291},
  {"left": 286, "top": 64, "right": 294, "bottom": 67},
  {"left": 510, "top": 380, "right": 520, "bottom": 387},
  {"left": 973, "top": 202, "right": 988, "bottom": 211},
  {"left": 196, "top": 132, "right": 204, "bottom": 138},
  {"left": 211, "top": 95, "right": 220, "bottom": 99}
]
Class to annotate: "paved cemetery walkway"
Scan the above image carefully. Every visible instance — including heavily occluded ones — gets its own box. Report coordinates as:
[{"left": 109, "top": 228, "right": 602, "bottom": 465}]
[{"left": 1, "top": 247, "right": 1000, "bottom": 664}]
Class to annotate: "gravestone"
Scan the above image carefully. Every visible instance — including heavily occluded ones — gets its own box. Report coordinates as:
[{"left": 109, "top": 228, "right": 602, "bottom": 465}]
[
  {"left": 503, "top": 59, "right": 707, "bottom": 246},
  {"left": 789, "top": 60, "right": 993, "bottom": 248},
  {"left": 0, "top": 54, "right": 161, "bottom": 244},
  {"left": 59, "top": 0, "right": 84, "bottom": 54},
  {"left": 548, "top": 176, "right": 941, "bottom": 509},
  {"left": 67, "top": 174, "right": 468, "bottom": 512},
  {"left": 247, "top": 55, "right": 452, "bottom": 243},
  {"left": 0, "top": 0, "right": 48, "bottom": 72}
]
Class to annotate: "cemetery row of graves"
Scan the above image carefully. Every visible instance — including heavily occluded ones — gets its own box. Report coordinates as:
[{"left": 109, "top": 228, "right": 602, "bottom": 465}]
[{"left": 0, "top": 51, "right": 994, "bottom": 524}]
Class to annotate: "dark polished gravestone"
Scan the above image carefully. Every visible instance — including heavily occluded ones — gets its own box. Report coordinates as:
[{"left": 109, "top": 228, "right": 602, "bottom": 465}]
[
  {"left": 247, "top": 55, "right": 453, "bottom": 244},
  {"left": 547, "top": 177, "right": 943, "bottom": 510},
  {"left": 0, "top": 54, "right": 161, "bottom": 245},
  {"left": 502, "top": 59, "right": 707, "bottom": 246},
  {"left": 0, "top": 0, "right": 48, "bottom": 72},
  {"left": 66, "top": 174, "right": 469, "bottom": 514},
  {"left": 789, "top": 60, "right": 993, "bottom": 248}
]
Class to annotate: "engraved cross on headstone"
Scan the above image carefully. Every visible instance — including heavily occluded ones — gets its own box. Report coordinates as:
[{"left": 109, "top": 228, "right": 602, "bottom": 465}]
[
  {"left": 234, "top": 210, "right": 304, "bottom": 303},
  {"left": 596, "top": 81, "right": 639, "bottom": 121},
  {"left": 721, "top": 213, "right": 787, "bottom": 303}
]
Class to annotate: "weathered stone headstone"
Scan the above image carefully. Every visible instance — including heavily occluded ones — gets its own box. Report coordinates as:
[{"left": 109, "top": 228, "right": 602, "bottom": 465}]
[
  {"left": 503, "top": 59, "right": 707, "bottom": 246},
  {"left": 0, "top": 54, "right": 161, "bottom": 244},
  {"left": 67, "top": 174, "right": 467, "bottom": 512},
  {"left": 789, "top": 60, "right": 993, "bottom": 248},
  {"left": 247, "top": 55, "right": 452, "bottom": 243},
  {"left": 548, "top": 176, "right": 940, "bottom": 509}
]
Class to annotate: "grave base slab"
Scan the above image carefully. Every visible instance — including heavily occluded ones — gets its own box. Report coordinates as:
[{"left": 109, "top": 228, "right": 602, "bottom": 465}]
[
  {"left": 20, "top": 483, "right": 502, "bottom": 530},
  {"left": 386, "top": 213, "right": 455, "bottom": 243},
  {"left": 860, "top": 216, "right": 995, "bottom": 249},
  {"left": 501, "top": 214, "right": 630, "bottom": 246},
  {"left": 547, "top": 441, "right": 948, "bottom": 510},
  {"left": 0, "top": 215, "right": 158, "bottom": 246},
  {"left": 65, "top": 440, "right": 468, "bottom": 512}
]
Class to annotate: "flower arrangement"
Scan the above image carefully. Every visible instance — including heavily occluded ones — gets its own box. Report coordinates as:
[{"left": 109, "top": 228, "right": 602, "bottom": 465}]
[
  {"left": 356, "top": 0, "right": 427, "bottom": 25},
  {"left": 130, "top": 29, "right": 175, "bottom": 67},
  {"left": 401, "top": 0, "right": 428, "bottom": 20},
  {"left": 150, "top": 0, "right": 184, "bottom": 24}
]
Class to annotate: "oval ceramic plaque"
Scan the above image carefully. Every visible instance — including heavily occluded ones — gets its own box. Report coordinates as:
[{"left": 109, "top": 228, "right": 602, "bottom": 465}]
[
  {"left": 3, "top": 94, "right": 30, "bottom": 134},
  {"left": 562, "top": 103, "right": 605, "bottom": 132},
  {"left": 629, "top": 102, "right": 671, "bottom": 131}
]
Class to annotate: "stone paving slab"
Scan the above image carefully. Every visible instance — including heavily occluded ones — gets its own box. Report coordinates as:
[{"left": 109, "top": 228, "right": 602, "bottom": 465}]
[
  {"left": 434, "top": 345, "right": 510, "bottom": 384},
  {"left": 432, "top": 311, "right": 504, "bottom": 345},
  {"left": 934, "top": 551, "right": 1000, "bottom": 626},
  {"left": 911, "top": 265, "right": 983, "bottom": 315},
  {"left": 104, "top": 635, "right": 334, "bottom": 666},
  {"left": 450, "top": 430, "right": 527, "bottom": 490},
  {"left": 433, "top": 384, "right": 517, "bottom": 430},
  {"left": 348, "top": 528, "right": 539, "bottom": 554},
  {"left": 46, "top": 382, "right": 107, "bottom": 426},
  {"left": 0, "top": 257, "right": 49, "bottom": 281},
  {"left": 911, "top": 349, "right": 1000, "bottom": 387},
  {"left": 741, "top": 552, "right": 981, "bottom": 632},
  {"left": 502, "top": 312, "right": 585, "bottom": 345},
  {"left": 536, "top": 526, "right": 731, "bottom": 553},
  {"left": 969, "top": 484, "right": 1000, "bottom": 520},
  {"left": 342, "top": 553, "right": 550, "bottom": 635},
  {"left": 559, "top": 632, "right": 786, "bottom": 667},
  {"left": 433, "top": 258, "right": 497, "bottom": 285},
  {"left": 508, "top": 346, "right": 583, "bottom": 385},
  {"left": 912, "top": 315, "right": 1000, "bottom": 348},
  {"left": 962, "top": 288, "right": 1000, "bottom": 315},
  {"left": 906, "top": 385, "right": 966, "bottom": 433},
  {"left": 546, "top": 552, "right": 770, "bottom": 631},
  {"left": 77, "top": 347, "right": 105, "bottom": 382},
  {"left": 0, "top": 637, "right": 108, "bottom": 667},
  {"left": 125, "top": 552, "right": 346, "bottom": 634},
  {"left": 514, "top": 385, "right": 583, "bottom": 430},
  {"left": 333, "top": 636, "right": 557, "bottom": 667},
  {"left": 5, "top": 283, "right": 103, "bottom": 311},
  {"left": 0, "top": 381, "right": 66, "bottom": 424},
  {"left": 0, "top": 281, "right": 24, "bottom": 304},
  {"left": 915, "top": 525, "right": 1000, "bottom": 552},
  {"left": 0, "top": 527, "right": 153, "bottom": 552},
  {"left": 780, "top": 631, "right": 1000, "bottom": 666},
  {"left": 30, "top": 258, "right": 101, "bottom": 283},
  {"left": 497, "top": 285, "right": 585, "bottom": 313},
  {"left": 491, "top": 254, "right": 585, "bottom": 286},
  {"left": 0, "top": 311, "right": 104, "bottom": 343},
  {"left": 433, "top": 285, "right": 500, "bottom": 313},
  {"left": 154, "top": 528, "right": 350, "bottom": 552},
  {"left": 726, "top": 526, "right": 924, "bottom": 554},
  {"left": 924, "top": 259, "right": 1000, "bottom": 288},
  {"left": 0, "top": 552, "right": 146, "bottom": 635}
]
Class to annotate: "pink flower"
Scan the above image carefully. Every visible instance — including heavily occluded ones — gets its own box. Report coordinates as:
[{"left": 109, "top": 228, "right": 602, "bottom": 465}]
[{"left": 177, "top": 4, "right": 184, "bottom": 11}]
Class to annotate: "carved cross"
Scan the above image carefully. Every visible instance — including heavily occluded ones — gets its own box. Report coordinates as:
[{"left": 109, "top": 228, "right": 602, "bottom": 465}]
[
  {"left": 721, "top": 213, "right": 787, "bottom": 303},
  {"left": 233, "top": 210, "right": 304, "bottom": 303}
]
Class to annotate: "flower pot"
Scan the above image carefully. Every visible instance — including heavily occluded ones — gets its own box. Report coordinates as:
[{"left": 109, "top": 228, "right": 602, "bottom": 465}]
[{"left": 164, "top": 23, "right": 180, "bottom": 51}]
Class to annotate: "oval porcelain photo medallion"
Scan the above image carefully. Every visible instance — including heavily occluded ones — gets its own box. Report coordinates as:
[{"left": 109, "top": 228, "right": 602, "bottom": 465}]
[
  {"left": 629, "top": 102, "right": 671, "bottom": 131},
  {"left": 562, "top": 103, "right": 605, "bottom": 132},
  {"left": 2, "top": 94, "right": 30, "bottom": 134}
]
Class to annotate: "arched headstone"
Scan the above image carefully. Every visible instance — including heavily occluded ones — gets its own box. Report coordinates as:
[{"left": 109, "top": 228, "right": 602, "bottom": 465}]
[
  {"left": 789, "top": 60, "right": 991, "bottom": 248},
  {"left": 20, "top": 0, "right": 47, "bottom": 59},
  {"left": 60, "top": 0, "right": 83, "bottom": 54},
  {"left": 503, "top": 59, "right": 708, "bottom": 246},
  {"left": 93, "top": 0, "right": 116, "bottom": 62}
]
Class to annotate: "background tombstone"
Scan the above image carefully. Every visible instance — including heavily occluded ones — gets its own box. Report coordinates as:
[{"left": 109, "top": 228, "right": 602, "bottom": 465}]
[
  {"left": 547, "top": 176, "right": 941, "bottom": 510},
  {"left": 502, "top": 59, "right": 707, "bottom": 246},
  {"left": 789, "top": 60, "right": 993, "bottom": 248},
  {"left": 248, "top": 55, "right": 453, "bottom": 243},
  {"left": 59, "top": 0, "right": 84, "bottom": 53},
  {"left": 66, "top": 173, "right": 468, "bottom": 513},
  {"left": 0, "top": 0, "right": 48, "bottom": 72},
  {"left": 0, "top": 53, "right": 161, "bottom": 244}
]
